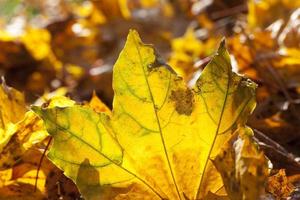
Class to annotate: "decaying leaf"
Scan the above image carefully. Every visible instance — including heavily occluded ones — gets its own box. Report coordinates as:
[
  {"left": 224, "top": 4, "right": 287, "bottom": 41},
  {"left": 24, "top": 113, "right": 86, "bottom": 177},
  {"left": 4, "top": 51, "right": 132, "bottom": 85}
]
[
  {"left": 0, "top": 90, "right": 75, "bottom": 170},
  {"left": 0, "top": 94, "right": 77, "bottom": 199},
  {"left": 0, "top": 111, "right": 47, "bottom": 169},
  {"left": 266, "top": 169, "right": 294, "bottom": 199},
  {"left": 12, "top": 148, "right": 81, "bottom": 200},
  {"left": 0, "top": 148, "right": 80, "bottom": 200},
  {"left": 33, "top": 30, "right": 257, "bottom": 200},
  {"left": 214, "top": 127, "right": 269, "bottom": 200}
]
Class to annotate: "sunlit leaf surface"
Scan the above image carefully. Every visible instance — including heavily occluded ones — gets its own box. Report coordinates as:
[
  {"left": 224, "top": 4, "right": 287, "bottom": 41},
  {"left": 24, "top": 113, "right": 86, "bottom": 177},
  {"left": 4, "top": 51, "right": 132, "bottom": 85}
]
[{"left": 34, "top": 30, "right": 257, "bottom": 200}]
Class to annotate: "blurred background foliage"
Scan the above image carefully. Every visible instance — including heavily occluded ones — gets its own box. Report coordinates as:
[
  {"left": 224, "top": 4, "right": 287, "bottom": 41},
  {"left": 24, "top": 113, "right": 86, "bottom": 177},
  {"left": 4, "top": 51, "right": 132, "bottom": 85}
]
[
  {"left": 0, "top": 0, "right": 251, "bottom": 105},
  {"left": 0, "top": 0, "right": 300, "bottom": 199}
]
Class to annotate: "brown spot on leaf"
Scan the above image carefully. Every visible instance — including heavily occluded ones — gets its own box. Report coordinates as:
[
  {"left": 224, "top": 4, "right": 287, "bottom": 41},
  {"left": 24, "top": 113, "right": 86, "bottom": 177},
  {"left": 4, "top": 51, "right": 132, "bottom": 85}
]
[{"left": 170, "top": 88, "right": 194, "bottom": 115}]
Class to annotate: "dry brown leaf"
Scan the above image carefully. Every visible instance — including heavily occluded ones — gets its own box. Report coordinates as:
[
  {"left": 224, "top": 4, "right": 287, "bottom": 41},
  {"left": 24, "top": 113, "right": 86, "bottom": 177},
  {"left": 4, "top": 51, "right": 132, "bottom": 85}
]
[{"left": 267, "top": 169, "right": 294, "bottom": 199}]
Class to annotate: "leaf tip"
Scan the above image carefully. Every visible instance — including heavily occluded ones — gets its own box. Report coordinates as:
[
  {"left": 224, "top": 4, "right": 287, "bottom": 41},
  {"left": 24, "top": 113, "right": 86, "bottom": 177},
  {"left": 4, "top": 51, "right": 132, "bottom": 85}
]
[
  {"left": 127, "top": 29, "right": 141, "bottom": 41},
  {"left": 218, "top": 37, "right": 227, "bottom": 51}
]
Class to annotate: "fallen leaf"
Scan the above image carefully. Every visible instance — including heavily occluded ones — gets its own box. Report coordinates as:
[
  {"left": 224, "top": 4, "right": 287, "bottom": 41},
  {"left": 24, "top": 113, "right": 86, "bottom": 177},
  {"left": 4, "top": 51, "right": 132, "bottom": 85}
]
[
  {"left": 0, "top": 111, "right": 47, "bottom": 169},
  {"left": 214, "top": 127, "right": 269, "bottom": 200},
  {"left": 11, "top": 149, "right": 81, "bottom": 200},
  {"left": 33, "top": 30, "right": 257, "bottom": 200},
  {"left": 0, "top": 94, "right": 77, "bottom": 199},
  {"left": 0, "top": 93, "right": 75, "bottom": 170},
  {"left": 0, "top": 81, "right": 27, "bottom": 155},
  {"left": 0, "top": 81, "right": 26, "bottom": 129},
  {"left": 267, "top": 169, "right": 294, "bottom": 199}
]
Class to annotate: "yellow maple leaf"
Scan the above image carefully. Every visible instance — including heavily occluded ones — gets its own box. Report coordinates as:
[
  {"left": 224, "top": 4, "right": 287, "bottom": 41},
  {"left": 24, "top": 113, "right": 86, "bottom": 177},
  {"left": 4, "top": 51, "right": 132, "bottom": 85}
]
[{"left": 33, "top": 30, "right": 257, "bottom": 200}]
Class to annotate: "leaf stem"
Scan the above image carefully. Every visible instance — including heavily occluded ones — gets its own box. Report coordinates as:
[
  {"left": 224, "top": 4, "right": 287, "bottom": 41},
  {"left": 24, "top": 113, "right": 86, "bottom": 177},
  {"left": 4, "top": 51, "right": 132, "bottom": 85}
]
[{"left": 34, "top": 137, "right": 52, "bottom": 192}]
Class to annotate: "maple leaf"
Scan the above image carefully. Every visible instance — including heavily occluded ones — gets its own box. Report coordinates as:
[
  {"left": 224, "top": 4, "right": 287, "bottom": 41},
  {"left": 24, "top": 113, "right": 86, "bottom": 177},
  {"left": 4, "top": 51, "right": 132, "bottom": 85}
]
[{"left": 33, "top": 30, "right": 257, "bottom": 200}]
